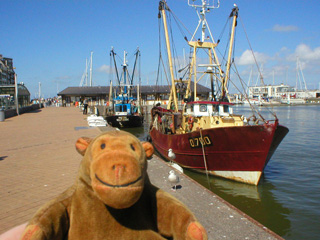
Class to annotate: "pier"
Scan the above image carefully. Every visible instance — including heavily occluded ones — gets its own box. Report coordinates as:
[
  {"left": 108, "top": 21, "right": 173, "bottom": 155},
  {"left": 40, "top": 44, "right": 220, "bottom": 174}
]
[{"left": 0, "top": 107, "right": 282, "bottom": 239}]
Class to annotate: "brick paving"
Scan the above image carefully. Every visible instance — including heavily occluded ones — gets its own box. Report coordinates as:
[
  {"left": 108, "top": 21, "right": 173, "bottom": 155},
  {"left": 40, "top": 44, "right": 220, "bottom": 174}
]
[{"left": 0, "top": 106, "right": 99, "bottom": 233}]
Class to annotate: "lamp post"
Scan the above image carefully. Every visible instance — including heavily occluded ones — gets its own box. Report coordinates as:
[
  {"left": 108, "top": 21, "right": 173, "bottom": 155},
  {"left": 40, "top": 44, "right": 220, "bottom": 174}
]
[
  {"left": 15, "top": 73, "right": 19, "bottom": 115},
  {"left": 39, "top": 82, "right": 41, "bottom": 108}
]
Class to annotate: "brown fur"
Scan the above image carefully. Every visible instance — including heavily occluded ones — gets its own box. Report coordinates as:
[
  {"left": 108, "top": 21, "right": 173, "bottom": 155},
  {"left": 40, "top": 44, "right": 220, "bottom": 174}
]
[{"left": 21, "top": 130, "right": 207, "bottom": 240}]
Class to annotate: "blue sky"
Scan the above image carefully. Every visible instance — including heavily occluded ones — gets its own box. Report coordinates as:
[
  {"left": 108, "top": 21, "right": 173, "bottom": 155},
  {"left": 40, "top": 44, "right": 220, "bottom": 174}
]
[{"left": 1, "top": 0, "right": 320, "bottom": 98}]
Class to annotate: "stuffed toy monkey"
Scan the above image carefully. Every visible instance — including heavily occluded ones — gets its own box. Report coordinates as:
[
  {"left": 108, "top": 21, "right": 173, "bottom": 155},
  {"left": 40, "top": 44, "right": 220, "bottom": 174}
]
[{"left": 20, "top": 130, "right": 207, "bottom": 240}]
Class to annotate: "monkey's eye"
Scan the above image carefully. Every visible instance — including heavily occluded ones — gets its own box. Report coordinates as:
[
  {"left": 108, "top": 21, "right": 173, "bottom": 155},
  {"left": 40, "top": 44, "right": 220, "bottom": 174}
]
[
  {"left": 130, "top": 144, "right": 135, "bottom": 151},
  {"left": 101, "top": 143, "right": 106, "bottom": 149}
]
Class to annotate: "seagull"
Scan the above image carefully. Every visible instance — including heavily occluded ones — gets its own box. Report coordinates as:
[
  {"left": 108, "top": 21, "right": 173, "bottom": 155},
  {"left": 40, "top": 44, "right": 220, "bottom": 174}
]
[
  {"left": 168, "top": 149, "right": 183, "bottom": 173},
  {"left": 168, "top": 149, "right": 176, "bottom": 161},
  {"left": 168, "top": 170, "right": 180, "bottom": 191}
]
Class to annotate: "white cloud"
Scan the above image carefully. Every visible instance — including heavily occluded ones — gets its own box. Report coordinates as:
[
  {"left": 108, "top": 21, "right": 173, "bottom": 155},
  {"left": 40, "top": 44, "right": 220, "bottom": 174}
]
[
  {"left": 294, "top": 44, "right": 320, "bottom": 61},
  {"left": 97, "top": 64, "right": 113, "bottom": 74},
  {"left": 286, "top": 44, "right": 320, "bottom": 69},
  {"left": 272, "top": 24, "right": 299, "bottom": 32},
  {"left": 236, "top": 50, "right": 269, "bottom": 66}
]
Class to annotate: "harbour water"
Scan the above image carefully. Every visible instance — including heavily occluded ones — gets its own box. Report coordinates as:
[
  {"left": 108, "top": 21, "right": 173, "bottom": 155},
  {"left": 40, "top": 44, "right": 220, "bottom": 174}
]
[{"left": 125, "top": 104, "right": 320, "bottom": 240}]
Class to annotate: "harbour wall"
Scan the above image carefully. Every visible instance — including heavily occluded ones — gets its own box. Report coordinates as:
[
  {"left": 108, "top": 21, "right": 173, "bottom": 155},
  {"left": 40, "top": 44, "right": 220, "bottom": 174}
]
[{"left": 2, "top": 104, "right": 43, "bottom": 119}]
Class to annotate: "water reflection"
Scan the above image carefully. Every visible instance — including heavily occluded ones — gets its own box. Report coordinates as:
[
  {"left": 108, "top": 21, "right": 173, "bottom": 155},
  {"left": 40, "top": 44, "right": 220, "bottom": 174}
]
[
  {"left": 121, "top": 126, "right": 146, "bottom": 140},
  {"left": 184, "top": 169, "right": 291, "bottom": 237}
]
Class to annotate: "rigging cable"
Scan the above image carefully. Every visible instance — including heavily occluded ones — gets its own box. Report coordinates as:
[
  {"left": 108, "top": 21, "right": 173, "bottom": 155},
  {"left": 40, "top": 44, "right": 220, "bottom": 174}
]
[
  {"left": 238, "top": 13, "right": 264, "bottom": 86},
  {"left": 237, "top": 12, "right": 277, "bottom": 118},
  {"left": 156, "top": 12, "right": 163, "bottom": 87},
  {"left": 111, "top": 49, "right": 121, "bottom": 86},
  {"left": 168, "top": 5, "right": 193, "bottom": 42},
  {"left": 131, "top": 49, "right": 139, "bottom": 85},
  {"left": 231, "top": 63, "right": 268, "bottom": 121},
  {"left": 199, "top": 128, "right": 212, "bottom": 191},
  {"left": 167, "top": 11, "right": 180, "bottom": 80}
]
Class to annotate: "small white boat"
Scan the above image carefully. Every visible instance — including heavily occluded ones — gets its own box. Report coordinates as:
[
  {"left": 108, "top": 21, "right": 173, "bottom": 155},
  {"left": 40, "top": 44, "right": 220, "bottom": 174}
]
[{"left": 87, "top": 115, "right": 108, "bottom": 127}]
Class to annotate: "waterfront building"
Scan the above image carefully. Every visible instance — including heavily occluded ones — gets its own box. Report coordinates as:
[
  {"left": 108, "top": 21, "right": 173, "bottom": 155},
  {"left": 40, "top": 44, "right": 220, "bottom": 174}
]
[
  {"left": 0, "top": 55, "right": 15, "bottom": 85},
  {"left": 57, "top": 83, "right": 211, "bottom": 106},
  {"left": 248, "top": 84, "right": 320, "bottom": 99},
  {"left": 0, "top": 54, "right": 31, "bottom": 109}
]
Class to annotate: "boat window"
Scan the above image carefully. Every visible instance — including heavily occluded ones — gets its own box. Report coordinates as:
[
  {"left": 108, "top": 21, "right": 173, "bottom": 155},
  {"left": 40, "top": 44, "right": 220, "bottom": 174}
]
[
  {"left": 223, "top": 105, "right": 229, "bottom": 113},
  {"left": 123, "top": 105, "right": 127, "bottom": 112},
  {"left": 200, "top": 104, "right": 207, "bottom": 112},
  {"left": 115, "top": 105, "right": 122, "bottom": 112}
]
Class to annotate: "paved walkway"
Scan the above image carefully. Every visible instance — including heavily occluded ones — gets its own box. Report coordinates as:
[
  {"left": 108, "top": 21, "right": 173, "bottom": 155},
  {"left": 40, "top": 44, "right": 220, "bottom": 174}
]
[
  {"left": 0, "top": 107, "right": 99, "bottom": 233},
  {"left": 0, "top": 107, "right": 282, "bottom": 239}
]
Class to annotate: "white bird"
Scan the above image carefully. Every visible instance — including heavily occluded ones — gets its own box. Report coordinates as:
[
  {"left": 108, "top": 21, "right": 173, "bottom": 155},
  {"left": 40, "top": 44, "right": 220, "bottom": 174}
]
[
  {"left": 168, "top": 149, "right": 183, "bottom": 173},
  {"left": 168, "top": 149, "right": 176, "bottom": 161},
  {"left": 168, "top": 170, "right": 180, "bottom": 191}
]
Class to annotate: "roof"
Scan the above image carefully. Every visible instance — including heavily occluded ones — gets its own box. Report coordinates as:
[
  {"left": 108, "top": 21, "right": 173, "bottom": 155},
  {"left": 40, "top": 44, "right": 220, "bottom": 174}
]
[
  {"left": 58, "top": 83, "right": 210, "bottom": 96},
  {"left": 18, "top": 84, "right": 30, "bottom": 96},
  {"left": 58, "top": 86, "right": 109, "bottom": 96}
]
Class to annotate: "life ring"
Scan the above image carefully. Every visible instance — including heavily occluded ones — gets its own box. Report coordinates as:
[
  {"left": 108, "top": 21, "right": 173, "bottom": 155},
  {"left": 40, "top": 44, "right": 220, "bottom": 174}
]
[{"left": 188, "top": 117, "right": 194, "bottom": 130}]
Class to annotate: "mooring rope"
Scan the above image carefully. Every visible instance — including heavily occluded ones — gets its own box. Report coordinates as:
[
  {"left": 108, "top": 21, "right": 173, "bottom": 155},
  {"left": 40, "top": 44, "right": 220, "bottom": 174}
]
[{"left": 199, "top": 128, "right": 212, "bottom": 190}]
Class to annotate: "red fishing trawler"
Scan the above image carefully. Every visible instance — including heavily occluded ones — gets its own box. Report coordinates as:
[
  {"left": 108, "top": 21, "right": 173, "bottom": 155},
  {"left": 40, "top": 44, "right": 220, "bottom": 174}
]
[{"left": 149, "top": 0, "right": 288, "bottom": 185}]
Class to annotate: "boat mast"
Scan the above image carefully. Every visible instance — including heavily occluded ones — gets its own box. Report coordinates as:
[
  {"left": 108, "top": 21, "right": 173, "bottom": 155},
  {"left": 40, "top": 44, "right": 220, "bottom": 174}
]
[
  {"left": 222, "top": 4, "right": 238, "bottom": 101},
  {"left": 159, "top": 1, "right": 178, "bottom": 111},
  {"left": 122, "top": 51, "right": 128, "bottom": 97},
  {"left": 108, "top": 80, "right": 112, "bottom": 106},
  {"left": 187, "top": 0, "right": 223, "bottom": 102}
]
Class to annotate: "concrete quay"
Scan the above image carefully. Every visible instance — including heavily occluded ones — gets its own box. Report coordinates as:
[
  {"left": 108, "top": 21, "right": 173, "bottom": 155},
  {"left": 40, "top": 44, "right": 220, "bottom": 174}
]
[{"left": 0, "top": 107, "right": 282, "bottom": 239}]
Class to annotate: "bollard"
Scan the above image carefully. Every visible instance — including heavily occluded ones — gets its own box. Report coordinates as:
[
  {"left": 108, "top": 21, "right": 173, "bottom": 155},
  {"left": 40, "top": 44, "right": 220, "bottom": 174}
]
[{"left": 0, "top": 108, "right": 5, "bottom": 122}]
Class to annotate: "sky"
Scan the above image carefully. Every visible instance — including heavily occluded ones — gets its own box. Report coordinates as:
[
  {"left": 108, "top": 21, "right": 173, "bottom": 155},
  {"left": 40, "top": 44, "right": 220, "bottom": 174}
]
[{"left": 1, "top": 0, "right": 320, "bottom": 98}]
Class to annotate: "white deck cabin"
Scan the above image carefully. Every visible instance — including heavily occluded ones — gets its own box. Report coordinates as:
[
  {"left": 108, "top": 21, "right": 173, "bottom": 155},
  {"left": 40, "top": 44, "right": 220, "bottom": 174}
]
[{"left": 184, "top": 101, "right": 234, "bottom": 117}]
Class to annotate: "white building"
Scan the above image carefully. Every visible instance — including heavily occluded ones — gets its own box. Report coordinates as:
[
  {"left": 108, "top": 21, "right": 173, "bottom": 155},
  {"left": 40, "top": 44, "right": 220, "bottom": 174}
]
[{"left": 248, "top": 84, "right": 320, "bottom": 99}]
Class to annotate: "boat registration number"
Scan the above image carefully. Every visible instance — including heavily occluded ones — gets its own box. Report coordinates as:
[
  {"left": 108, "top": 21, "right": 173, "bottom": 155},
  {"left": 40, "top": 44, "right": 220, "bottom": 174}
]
[
  {"left": 189, "top": 135, "right": 212, "bottom": 148},
  {"left": 116, "top": 117, "right": 129, "bottom": 121}
]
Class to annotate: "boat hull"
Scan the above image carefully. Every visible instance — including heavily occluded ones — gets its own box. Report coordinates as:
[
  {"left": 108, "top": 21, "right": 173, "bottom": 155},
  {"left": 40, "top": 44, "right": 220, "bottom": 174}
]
[
  {"left": 106, "top": 115, "right": 144, "bottom": 128},
  {"left": 149, "top": 122, "right": 288, "bottom": 185}
]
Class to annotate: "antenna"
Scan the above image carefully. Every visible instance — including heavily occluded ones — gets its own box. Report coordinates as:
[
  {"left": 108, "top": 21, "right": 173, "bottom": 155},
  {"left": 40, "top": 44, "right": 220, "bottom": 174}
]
[
  {"left": 188, "top": 0, "right": 219, "bottom": 42},
  {"left": 188, "top": 0, "right": 220, "bottom": 9}
]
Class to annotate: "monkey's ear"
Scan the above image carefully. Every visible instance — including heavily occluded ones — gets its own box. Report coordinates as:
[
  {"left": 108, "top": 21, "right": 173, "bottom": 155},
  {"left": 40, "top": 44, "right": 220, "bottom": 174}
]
[
  {"left": 75, "top": 137, "right": 92, "bottom": 156},
  {"left": 142, "top": 142, "right": 154, "bottom": 158}
]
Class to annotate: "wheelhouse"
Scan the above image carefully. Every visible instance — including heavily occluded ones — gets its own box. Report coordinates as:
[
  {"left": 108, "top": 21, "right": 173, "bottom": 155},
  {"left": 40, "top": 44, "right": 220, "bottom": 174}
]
[
  {"left": 115, "top": 103, "right": 131, "bottom": 115},
  {"left": 184, "top": 101, "right": 234, "bottom": 117}
]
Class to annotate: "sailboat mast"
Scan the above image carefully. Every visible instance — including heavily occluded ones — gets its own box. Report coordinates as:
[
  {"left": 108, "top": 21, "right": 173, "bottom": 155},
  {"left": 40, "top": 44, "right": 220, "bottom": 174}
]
[
  {"left": 222, "top": 5, "right": 238, "bottom": 101},
  {"left": 85, "top": 58, "right": 88, "bottom": 86},
  {"left": 159, "top": 1, "right": 178, "bottom": 111},
  {"left": 89, "top": 51, "right": 93, "bottom": 86}
]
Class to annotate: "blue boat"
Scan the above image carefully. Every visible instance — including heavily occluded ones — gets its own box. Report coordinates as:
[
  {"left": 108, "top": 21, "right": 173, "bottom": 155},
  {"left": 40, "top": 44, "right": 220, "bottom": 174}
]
[{"left": 106, "top": 48, "right": 144, "bottom": 128}]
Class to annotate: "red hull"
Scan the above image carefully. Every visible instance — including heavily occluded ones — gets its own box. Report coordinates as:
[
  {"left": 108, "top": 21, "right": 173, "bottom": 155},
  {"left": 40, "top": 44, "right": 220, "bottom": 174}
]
[{"left": 150, "top": 121, "right": 288, "bottom": 182}]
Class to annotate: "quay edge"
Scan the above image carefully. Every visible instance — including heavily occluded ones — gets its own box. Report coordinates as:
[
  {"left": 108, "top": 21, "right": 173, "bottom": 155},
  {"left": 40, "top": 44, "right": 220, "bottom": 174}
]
[{"left": 147, "top": 154, "right": 283, "bottom": 240}]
